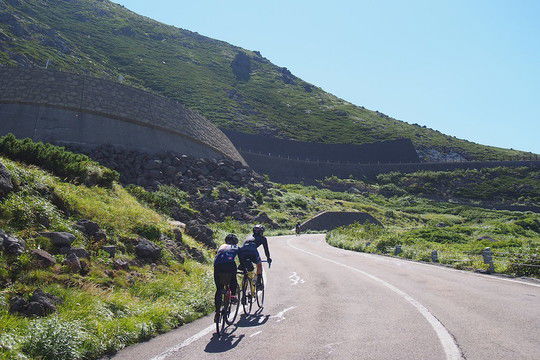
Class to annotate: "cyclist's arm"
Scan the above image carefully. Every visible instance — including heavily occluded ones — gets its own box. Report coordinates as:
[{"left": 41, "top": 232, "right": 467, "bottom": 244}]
[{"left": 261, "top": 237, "right": 271, "bottom": 259}]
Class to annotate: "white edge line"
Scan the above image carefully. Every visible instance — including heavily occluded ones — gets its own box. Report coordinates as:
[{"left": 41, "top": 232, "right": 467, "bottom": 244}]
[
  {"left": 149, "top": 324, "right": 215, "bottom": 360},
  {"left": 287, "top": 238, "right": 463, "bottom": 360}
]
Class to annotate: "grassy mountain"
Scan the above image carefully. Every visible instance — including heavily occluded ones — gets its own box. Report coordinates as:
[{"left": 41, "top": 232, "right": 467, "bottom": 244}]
[{"left": 0, "top": 0, "right": 535, "bottom": 161}]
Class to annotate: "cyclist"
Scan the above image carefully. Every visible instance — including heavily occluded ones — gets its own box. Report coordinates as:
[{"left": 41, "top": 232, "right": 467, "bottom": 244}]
[
  {"left": 213, "top": 234, "right": 239, "bottom": 322},
  {"left": 238, "top": 225, "right": 272, "bottom": 291}
]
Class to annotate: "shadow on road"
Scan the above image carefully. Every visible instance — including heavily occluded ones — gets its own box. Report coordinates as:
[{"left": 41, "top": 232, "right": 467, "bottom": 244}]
[
  {"left": 204, "top": 327, "right": 245, "bottom": 353},
  {"left": 236, "top": 310, "right": 270, "bottom": 328}
]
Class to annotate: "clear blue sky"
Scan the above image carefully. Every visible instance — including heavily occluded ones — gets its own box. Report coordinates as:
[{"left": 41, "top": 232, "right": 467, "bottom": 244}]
[{"left": 115, "top": 0, "right": 540, "bottom": 154}]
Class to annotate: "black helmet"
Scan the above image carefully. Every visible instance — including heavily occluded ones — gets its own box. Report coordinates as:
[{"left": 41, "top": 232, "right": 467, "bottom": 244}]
[
  {"left": 253, "top": 224, "right": 265, "bottom": 234},
  {"left": 225, "top": 234, "right": 239, "bottom": 245}
]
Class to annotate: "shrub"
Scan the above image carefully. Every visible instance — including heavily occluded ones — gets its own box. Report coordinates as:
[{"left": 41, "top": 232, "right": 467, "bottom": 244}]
[
  {"left": 0, "top": 134, "right": 119, "bottom": 187},
  {"left": 21, "top": 317, "right": 87, "bottom": 360}
]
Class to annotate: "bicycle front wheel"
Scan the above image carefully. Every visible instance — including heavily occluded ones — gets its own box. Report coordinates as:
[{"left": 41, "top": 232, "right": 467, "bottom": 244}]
[
  {"left": 256, "top": 277, "right": 265, "bottom": 308},
  {"left": 242, "top": 277, "right": 253, "bottom": 315}
]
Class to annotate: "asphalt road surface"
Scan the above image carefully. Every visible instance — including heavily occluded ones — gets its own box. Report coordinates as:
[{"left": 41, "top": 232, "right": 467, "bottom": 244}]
[{"left": 110, "top": 234, "right": 540, "bottom": 360}]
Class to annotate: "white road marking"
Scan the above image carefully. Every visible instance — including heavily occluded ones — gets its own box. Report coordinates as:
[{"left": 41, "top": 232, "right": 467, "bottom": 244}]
[
  {"left": 324, "top": 341, "right": 344, "bottom": 354},
  {"left": 149, "top": 324, "right": 214, "bottom": 360},
  {"left": 287, "top": 238, "right": 463, "bottom": 360},
  {"left": 272, "top": 306, "right": 296, "bottom": 322},
  {"left": 289, "top": 272, "right": 304, "bottom": 285},
  {"left": 250, "top": 331, "right": 263, "bottom": 337}
]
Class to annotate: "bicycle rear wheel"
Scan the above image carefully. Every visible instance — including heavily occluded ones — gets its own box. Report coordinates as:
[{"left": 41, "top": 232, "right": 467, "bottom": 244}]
[
  {"left": 242, "top": 277, "right": 253, "bottom": 315},
  {"left": 226, "top": 285, "right": 240, "bottom": 325}
]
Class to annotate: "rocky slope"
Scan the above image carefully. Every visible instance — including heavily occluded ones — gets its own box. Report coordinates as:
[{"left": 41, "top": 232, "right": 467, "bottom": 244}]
[{"left": 0, "top": 0, "right": 534, "bottom": 161}]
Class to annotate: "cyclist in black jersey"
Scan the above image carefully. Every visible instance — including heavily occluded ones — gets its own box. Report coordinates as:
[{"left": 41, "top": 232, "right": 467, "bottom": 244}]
[
  {"left": 238, "top": 225, "right": 272, "bottom": 290},
  {"left": 213, "top": 234, "right": 239, "bottom": 322}
]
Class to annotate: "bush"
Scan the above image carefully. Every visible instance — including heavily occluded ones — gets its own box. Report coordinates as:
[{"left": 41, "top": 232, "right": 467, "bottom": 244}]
[
  {"left": 0, "top": 134, "right": 119, "bottom": 187},
  {"left": 21, "top": 317, "right": 87, "bottom": 360},
  {"left": 379, "top": 184, "right": 407, "bottom": 197}
]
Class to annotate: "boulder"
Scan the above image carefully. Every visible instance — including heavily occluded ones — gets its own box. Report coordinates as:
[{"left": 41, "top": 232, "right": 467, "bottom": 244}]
[
  {"left": 253, "top": 212, "right": 279, "bottom": 229},
  {"left": 0, "top": 161, "right": 14, "bottom": 197},
  {"left": 113, "top": 259, "right": 129, "bottom": 270},
  {"left": 135, "top": 238, "right": 162, "bottom": 261},
  {"left": 68, "top": 247, "right": 89, "bottom": 258},
  {"left": 9, "top": 289, "right": 62, "bottom": 317},
  {"left": 185, "top": 221, "right": 215, "bottom": 247},
  {"left": 64, "top": 253, "right": 81, "bottom": 272},
  {"left": 31, "top": 249, "right": 56, "bottom": 267},
  {"left": 75, "top": 220, "right": 100, "bottom": 237},
  {"left": 1, "top": 231, "right": 26, "bottom": 255},
  {"left": 40, "top": 232, "right": 75, "bottom": 248},
  {"left": 101, "top": 245, "right": 116, "bottom": 258}
]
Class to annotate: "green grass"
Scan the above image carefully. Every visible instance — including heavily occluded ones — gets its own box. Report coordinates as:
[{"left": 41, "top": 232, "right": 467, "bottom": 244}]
[
  {"left": 0, "top": 154, "right": 215, "bottom": 360},
  {"left": 0, "top": 0, "right": 536, "bottom": 160}
]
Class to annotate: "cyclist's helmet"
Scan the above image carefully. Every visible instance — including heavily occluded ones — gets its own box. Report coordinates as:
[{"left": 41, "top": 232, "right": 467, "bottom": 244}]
[
  {"left": 225, "top": 233, "right": 239, "bottom": 245},
  {"left": 253, "top": 224, "right": 265, "bottom": 235}
]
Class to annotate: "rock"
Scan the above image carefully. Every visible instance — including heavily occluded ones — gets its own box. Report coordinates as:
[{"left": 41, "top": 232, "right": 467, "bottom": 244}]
[
  {"left": 0, "top": 161, "right": 14, "bottom": 197},
  {"left": 185, "top": 221, "right": 215, "bottom": 247},
  {"left": 186, "top": 246, "right": 206, "bottom": 263},
  {"left": 64, "top": 253, "right": 81, "bottom": 272},
  {"left": 31, "top": 249, "right": 56, "bottom": 267},
  {"left": 135, "top": 238, "right": 162, "bottom": 261},
  {"left": 172, "top": 228, "right": 183, "bottom": 244},
  {"left": 253, "top": 212, "right": 279, "bottom": 229},
  {"left": 0, "top": 231, "right": 26, "bottom": 255},
  {"left": 68, "top": 247, "right": 89, "bottom": 258},
  {"left": 102, "top": 245, "right": 116, "bottom": 258},
  {"left": 113, "top": 259, "right": 129, "bottom": 270},
  {"left": 40, "top": 232, "right": 75, "bottom": 248},
  {"left": 9, "top": 289, "right": 62, "bottom": 317},
  {"left": 436, "top": 222, "right": 448, "bottom": 228},
  {"left": 75, "top": 220, "right": 100, "bottom": 237}
]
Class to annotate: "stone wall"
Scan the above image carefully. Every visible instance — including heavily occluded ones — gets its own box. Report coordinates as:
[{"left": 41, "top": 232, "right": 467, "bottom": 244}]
[
  {"left": 242, "top": 151, "right": 540, "bottom": 184},
  {"left": 223, "top": 130, "right": 420, "bottom": 163},
  {"left": 299, "top": 211, "right": 382, "bottom": 232},
  {"left": 0, "top": 67, "right": 245, "bottom": 163}
]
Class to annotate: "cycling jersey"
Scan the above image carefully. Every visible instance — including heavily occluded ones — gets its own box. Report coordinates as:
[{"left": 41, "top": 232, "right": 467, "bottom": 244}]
[{"left": 214, "top": 244, "right": 239, "bottom": 265}]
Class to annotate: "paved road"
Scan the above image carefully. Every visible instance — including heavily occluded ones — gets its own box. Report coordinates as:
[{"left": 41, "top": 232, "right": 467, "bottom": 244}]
[{"left": 110, "top": 234, "right": 540, "bottom": 360}]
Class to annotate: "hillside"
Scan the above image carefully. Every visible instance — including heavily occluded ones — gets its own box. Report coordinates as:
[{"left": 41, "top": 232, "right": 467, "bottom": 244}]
[{"left": 0, "top": 0, "right": 534, "bottom": 161}]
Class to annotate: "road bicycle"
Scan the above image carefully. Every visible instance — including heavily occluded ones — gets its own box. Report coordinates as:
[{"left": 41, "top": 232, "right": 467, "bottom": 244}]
[
  {"left": 215, "top": 276, "right": 240, "bottom": 335},
  {"left": 239, "top": 260, "right": 270, "bottom": 315}
]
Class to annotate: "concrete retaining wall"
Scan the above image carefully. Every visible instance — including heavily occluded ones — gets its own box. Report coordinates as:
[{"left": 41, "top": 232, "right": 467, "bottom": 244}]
[
  {"left": 223, "top": 129, "right": 420, "bottom": 163},
  {"left": 242, "top": 151, "right": 540, "bottom": 184},
  {"left": 299, "top": 211, "right": 382, "bottom": 231},
  {"left": 0, "top": 67, "right": 245, "bottom": 163}
]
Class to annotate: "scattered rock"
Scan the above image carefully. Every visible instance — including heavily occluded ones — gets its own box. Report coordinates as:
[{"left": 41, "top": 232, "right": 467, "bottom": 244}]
[
  {"left": 9, "top": 289, "right": 62, "bottom": 317},
  {"left": 40, "top": 232, "right": 75, "bottom": 248},
  {"left": 186, "top": 246, "right": 206, "bottom": 263},
  {"left": 68, "top": 247, "right": 89, "bottom": 258},
  {"left": 135, "top": 238, "right": 162, "bottom": 261},
  {"left": 75, "top": 220, "right": 106, "bottom": 240},
  {"left": 252, "top": 212, "right": 279, "bottom": 229},
  {"left": 0, "top": 160, "right": 14, "bottom": 197},
  {"left": 113, "top": 259, "right": 129, "bottom": 270},
  {"left": 185, "top": 221, "right": 215, "bottom": 247},
  {"left": 31, "top": 249, "right": 56, "bottom": 267},
  {"left": 102, "top": 245, "right": 116, "bottom": 258},
  {"left": 64, "top": 253, "right": 82, "bottom": 272},
  {"left": 0, "top": 231, "right": 26, "bottom": 255}
]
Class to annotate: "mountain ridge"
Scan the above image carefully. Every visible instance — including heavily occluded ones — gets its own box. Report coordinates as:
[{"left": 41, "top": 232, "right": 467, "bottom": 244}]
[{"left": 0, "top": 0, "right": 535, "bottom": 161}]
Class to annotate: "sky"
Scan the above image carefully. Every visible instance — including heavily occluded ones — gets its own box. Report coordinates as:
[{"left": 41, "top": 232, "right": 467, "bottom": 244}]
[{"left": 114, "top": 0, "right": 540, "bottom": 154}]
